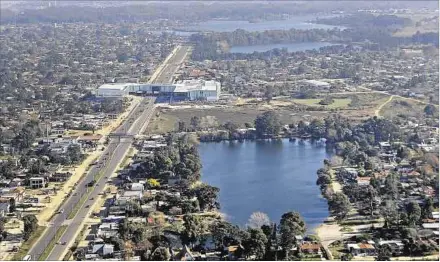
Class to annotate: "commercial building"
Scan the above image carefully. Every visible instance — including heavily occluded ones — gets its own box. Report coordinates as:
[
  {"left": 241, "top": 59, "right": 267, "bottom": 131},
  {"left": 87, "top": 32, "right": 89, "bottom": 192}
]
[
  {"left": 96, "top": 79, "right": 221, "bottom": 101},
  {"left": 29, "top": 177, "right": 46, "bottom": 189}
]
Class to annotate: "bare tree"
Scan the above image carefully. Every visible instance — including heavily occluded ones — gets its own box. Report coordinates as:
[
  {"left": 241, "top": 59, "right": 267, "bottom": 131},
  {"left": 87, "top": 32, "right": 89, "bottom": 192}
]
[{"left": 247, "top": 212, "right": 271, "bottom": 229}]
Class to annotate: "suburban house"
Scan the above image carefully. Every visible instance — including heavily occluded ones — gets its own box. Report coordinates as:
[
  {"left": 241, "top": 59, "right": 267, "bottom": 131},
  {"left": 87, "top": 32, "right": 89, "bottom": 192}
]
[{"left": 346, "top": 243, "right": 376, "bottom": 256}]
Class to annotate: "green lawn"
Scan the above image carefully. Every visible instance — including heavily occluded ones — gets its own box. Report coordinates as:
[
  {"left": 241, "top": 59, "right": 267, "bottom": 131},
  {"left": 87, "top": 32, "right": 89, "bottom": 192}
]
[
  {"left": 328, "top": 241, "right": 346, "bottom": 260},
  {"left": 38, "top": 225, "right": 68, "bottom": 261},
  {"left": 12, "top": 226, "right": 46, "bottom": 261},
  {"left": 292, "top": 98, "right": 351, "bottom": 109}
]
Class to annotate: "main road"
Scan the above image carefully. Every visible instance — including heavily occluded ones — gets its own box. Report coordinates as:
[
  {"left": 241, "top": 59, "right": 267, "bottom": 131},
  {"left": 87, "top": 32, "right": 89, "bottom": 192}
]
[
  {"left": 27, "top": 45, "right": 190, "bottom": 260},
  {"left": 152, "top": 45, "right": 191, "bottom": 84}
]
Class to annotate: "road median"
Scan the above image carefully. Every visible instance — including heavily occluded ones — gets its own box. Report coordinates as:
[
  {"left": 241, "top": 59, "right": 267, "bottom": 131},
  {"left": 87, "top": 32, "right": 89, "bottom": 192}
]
[{"left": 38, "top": 225, "right": 68, "bottom": 261}]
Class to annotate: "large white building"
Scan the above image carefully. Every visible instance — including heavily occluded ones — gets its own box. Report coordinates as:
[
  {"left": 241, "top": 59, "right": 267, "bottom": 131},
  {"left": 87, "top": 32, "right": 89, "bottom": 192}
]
[{"left": 96, "top": 80, "right": 221, "bottom": 101}]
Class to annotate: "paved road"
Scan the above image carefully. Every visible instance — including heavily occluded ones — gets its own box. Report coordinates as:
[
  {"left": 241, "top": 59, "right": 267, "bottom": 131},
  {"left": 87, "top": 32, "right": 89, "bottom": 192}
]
[
  {"left": 27, "top": 45, "right": 191, "bottom": 260},
  {"left": 27, "top": 98, "right": 155, "bottom": 260},
  {"left": 152, "top": 45, "right": 191, "bottom": 84}
]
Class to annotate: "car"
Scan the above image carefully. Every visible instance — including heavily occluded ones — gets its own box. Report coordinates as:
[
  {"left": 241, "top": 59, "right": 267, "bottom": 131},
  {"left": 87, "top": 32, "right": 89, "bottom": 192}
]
[
  {"left": 58, "top": 209, "right": 64, "bottom": 214},
  {"left": 90, "top": 197, "right": 94, "bottom": 200},
  {"left": 62, "top": 241, "right": 67, "bottom": 245},
  {"left": 85, "top": 205, "right": 90, "bottom": 208}
]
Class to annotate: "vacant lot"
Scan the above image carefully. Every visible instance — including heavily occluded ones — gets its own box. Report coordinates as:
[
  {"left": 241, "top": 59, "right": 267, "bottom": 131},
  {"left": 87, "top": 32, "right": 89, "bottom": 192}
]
[
  {"left": 380, "top": 97, "right": 428, "bottom": 120},
  {"left": 292, "top": 98, "right": 351, "bottom": 109},
  {"left": 144, "top": 93, "right": 395, "bottom": 135},
  {"left": 146, "top": 105, "right": 334, "bottom": 134}
]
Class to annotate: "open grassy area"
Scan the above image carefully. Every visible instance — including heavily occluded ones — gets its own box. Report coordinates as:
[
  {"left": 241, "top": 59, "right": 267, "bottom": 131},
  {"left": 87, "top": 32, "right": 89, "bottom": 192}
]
[
  {"left": 145, "top": 112, "right": 179, "bottom": 134},
  {"left": 147, "top": 105, "right": 336, "bottom": 134},
  {"left": 11, "top": 226, "right": 46, "bottom": 261},
  {"left": 38, "top": 225, "right": 68, "bottom": 261},
  {"left": 380, "top": 97, "right": 431, "bottom": 120},
  {"left": 292, "top": 98, "right": 351, "bottom": 109},
  {"left": 393, "top": 14, "right": 439, "bottom": 37}
]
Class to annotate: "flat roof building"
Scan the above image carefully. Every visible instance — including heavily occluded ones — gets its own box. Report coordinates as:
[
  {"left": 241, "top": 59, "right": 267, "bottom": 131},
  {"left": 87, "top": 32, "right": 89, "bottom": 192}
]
[{"left": 96, "top": 79, "right": 221, "bottom": 101}]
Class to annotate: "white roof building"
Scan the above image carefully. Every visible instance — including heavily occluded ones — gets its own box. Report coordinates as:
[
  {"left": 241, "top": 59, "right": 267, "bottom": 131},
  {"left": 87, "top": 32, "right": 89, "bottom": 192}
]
[
  {"left": 303, "top": 80, "right": 331, "bottom": 88},
  {"left": 96, "top": 80, "right": 221, "bottom": 101}
]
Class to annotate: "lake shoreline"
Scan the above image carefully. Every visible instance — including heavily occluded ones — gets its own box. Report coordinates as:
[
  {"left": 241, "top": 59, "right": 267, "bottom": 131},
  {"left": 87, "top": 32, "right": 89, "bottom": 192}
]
[{"left": 199, "top": 138, "right": 330, "bottom": 231}]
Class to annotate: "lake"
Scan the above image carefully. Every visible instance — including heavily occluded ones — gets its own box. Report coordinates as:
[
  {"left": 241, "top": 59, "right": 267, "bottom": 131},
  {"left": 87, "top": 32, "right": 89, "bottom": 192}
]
[
  {"left": 229, "top": 42, "right": 335, "bottom": 54},
  {"left": 199, "top": 139, "right": 330, "bottom": 232},
  {"left": 182, "top": 16, "right": 342, "bottom": 32}
]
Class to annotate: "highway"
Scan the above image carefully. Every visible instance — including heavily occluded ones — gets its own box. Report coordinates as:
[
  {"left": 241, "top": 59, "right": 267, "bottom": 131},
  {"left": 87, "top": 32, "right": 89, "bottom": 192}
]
[
  {"left": 152, "top": 45, "right": 191, "bottom": 84},
  {"left": 27, "top": 97, "right": 155, "bottom": 260},
  {"left": 27, "top": 45, "right": 191, "bottom": 260}
]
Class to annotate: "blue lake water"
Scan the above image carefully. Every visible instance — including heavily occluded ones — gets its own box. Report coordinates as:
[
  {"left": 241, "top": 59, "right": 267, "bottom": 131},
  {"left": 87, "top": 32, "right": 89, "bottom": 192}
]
[
  {"left": 183, "top": 16, "right": 342, "bottom": 32},
  {"left": 199, "top": 139, "right": 330, "bottom": 232},
  {"left": 229, "top": 42, "right": 335, "bottom": 53}
]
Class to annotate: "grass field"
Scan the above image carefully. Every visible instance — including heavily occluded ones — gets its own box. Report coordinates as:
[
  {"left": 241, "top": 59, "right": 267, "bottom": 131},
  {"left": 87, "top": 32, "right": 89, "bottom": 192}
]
[
  {"left": 38, "top": 225, "right": 68, "bottom": 261},
  {"left": 146, "top": 106, "right": 335, "bottom": 134},
  {"left": 380, "top": 97, "right": 428, "bottom": 120},
  {"left": 292, "top": 98, "right": 351, "bottom": 109},
  {"left": 393, "top": 14, "right": 439, "bottom": 37},
  {"left": 11, "top": 226, "right": 46, "bottom": 261}
]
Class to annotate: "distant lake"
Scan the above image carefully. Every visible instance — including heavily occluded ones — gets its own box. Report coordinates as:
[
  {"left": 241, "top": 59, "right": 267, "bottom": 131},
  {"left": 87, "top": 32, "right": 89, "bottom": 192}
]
[
  {"left": 229, "top": 42, "right": 335, "bottom": 53},
  {"left": 181, "top": 16, "right": 343, "bottom": 32},
  {"left": 200, "top": 139, "right": 330, "bottom": 232}
]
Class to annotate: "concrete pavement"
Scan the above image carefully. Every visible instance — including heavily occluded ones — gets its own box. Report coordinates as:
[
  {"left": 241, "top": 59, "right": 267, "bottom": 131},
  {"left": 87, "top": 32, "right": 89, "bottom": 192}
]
[
  {"left": 152, "top": 45, "right": 191, "bottom": 84},
  {"left": 26, "top": 98, "right": 154, "bottom": 260},
  {"left": 27, "top": 45, "right": 192, "bottom": 261}
]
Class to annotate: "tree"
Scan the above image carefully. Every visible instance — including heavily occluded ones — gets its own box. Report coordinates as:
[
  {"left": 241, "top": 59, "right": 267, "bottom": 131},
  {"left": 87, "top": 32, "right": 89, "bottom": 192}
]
[
  {"left": 423, "top": 104, "right": 436, "bottom": 116},
  {"left": 192, "top": 184, "right": 220, "bottom": 211},
  {"left": 190, "top": 116, "right": 201, "bottom": 131},
  {"left": 9, "top": 198, "right": 15, "bottom": 213},
  {"left": 265, "top": 85, "right": 274, "bottom": 103},
  {"left": 210, "top": 220, "right": 243, "bottom": 249},
  {"left": 406, "top": 201, "right": 421, "bottom": 227},
  {"left": 223, "top": 121, "right": 239, "bottom": 139},
  {"left": 178, "top": 121, "right": 186, "bottom": 132},
  {"left": 23, "top": 214, "right": 38, "bottom": 240},
  {"left": 376, "top": 244, "right": 392, "bottom": 261},
  {"left": 383, "top": 173, "right": 399, "bottom": 200},
  {"left": 66, "top": 144, "right": 82, "bottom": 163},
  {"left": 243, "top": 228, "right": 268, "bottom": 260},
  {"left": 421, "top": 197, "right": 434, "bottom": 219},
  {"left": 147, "top": 178, "right": 160, "bottom": 188},
  {"left": 381, "top": 200, "right": 399, "bottom": 228},
  {"left": 247, "top": 212, "right": 271, "bottom": 229},
  {"left": 279, "top": 211, "right": 306, "bottom": 258},
  {"left": 254, "top": 111, "right": 282, "bottom": 138},
  {"left": 0, "top": 218, "right": 7, "bottom": 241},
  {"left": 150, "top": 246, "right": 170, "bottom": 261},
  {"left": 363, "top": 185, "right": 378, "bottom": 217},
  {"left": 328, "top": 193, "right": 350, "bottom": 221},
  {"left": 181, "top": 214, "right": 206, "bottom": 247}
]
